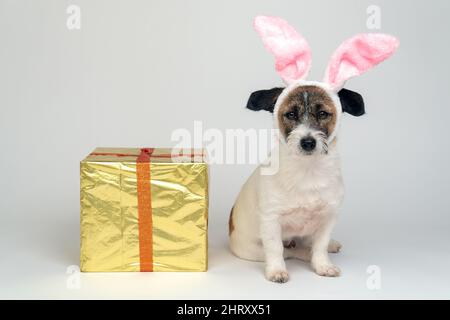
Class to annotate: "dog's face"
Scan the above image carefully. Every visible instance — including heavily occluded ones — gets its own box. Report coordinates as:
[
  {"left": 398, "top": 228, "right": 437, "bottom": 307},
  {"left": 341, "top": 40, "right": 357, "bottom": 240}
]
[{"left": 247, "top": 83, "right": 365, "bottom": 156}]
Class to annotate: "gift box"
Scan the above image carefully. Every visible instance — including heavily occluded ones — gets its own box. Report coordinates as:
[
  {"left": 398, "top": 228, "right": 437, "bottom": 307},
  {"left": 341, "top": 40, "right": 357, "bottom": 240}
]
[{"left": 80, "top": 147, "right": 208, "bottom": 272}]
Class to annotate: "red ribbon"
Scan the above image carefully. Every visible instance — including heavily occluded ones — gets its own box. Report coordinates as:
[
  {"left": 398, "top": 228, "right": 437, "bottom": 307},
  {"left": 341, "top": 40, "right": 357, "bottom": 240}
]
[{"left": 136, "top": 148, "right": 154, "bottom": 272}]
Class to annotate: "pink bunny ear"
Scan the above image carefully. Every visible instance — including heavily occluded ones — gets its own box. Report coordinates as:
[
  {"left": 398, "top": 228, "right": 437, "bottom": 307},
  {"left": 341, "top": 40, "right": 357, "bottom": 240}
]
[
  {"left": 254, "top": 16, "right": 311, "bottom": 84},
  {"left": 324, "top": 33, "right": 399, "bottom": 91}
]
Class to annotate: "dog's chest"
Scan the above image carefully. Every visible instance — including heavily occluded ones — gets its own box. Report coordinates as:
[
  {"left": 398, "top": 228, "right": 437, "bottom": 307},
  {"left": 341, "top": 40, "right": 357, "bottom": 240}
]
[
  {"left": 278, "top": 190, "right": 334, "bottom": 237},
  {"left": 276, "top": 167, "right": 343, "bottom": 237}
]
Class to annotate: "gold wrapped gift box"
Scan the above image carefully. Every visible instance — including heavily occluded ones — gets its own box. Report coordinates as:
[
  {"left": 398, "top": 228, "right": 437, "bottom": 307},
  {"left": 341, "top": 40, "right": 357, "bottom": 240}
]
[{"left": 80, "top": 148, "right": 208, "bottom": 272}]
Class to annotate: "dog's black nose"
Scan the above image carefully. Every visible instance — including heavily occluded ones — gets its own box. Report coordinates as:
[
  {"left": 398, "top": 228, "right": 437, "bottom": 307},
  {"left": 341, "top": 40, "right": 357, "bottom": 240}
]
[{"left": 300, "top": 137, "right": 316, "bottom": 152}]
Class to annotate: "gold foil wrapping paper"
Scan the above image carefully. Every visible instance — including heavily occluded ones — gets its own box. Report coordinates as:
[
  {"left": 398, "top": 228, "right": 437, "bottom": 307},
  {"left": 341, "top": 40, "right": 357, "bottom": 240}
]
[{"left": 80, "top": 148, "right": 208, "bottom": 272}]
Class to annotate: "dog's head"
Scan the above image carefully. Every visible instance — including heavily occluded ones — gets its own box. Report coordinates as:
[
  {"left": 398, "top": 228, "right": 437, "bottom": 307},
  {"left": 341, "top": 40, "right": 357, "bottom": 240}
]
[
  {"left": 247, "top": 82, "right": 364, "bottom": 155},
  {"left": 247, "top": 16, "right": 398, "bottom": 156}
]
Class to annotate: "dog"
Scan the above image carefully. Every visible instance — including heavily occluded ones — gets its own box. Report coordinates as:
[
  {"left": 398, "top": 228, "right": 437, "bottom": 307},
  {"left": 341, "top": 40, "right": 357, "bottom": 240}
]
[{"left": 229, "top": 16, "right": 398, "bottom": 283}]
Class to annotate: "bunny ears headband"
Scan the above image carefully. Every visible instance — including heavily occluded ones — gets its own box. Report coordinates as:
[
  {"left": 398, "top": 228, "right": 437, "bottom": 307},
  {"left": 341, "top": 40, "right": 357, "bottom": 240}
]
[{"left": 254, "top": 16, "right": 399, "bottom": 91}]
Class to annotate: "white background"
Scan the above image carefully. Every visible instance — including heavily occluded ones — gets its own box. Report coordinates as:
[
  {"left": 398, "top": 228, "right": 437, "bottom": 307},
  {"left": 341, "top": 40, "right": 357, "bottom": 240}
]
[{"left": 1, "top": 0, "right": 449, "bottom": 299}]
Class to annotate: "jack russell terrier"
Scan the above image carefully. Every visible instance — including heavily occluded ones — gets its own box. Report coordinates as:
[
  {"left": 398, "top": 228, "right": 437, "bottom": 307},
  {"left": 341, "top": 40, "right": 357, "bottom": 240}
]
[{"left": 229, "top": 16, "right": 398, "bottom": 283}]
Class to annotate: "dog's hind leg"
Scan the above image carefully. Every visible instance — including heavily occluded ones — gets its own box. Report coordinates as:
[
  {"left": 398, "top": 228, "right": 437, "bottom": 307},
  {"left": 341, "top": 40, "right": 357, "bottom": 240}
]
[
  {"left": 283, "top": 240, "right": 341, "bottom": 261},
  {"left": 284, "top": 247, "right": 311, "bottom": 261},
  {"left": 229, "top": 232, "right": 266, "bottom": 262},
  {"left": 328, "top": 239, "right": 342, "bottom": 253},
  {"left": 231, "top": 240, "right": 312, "bottom": 262},
  {"left": 285, "top": 238, "right": 342, "bottom": 254}
]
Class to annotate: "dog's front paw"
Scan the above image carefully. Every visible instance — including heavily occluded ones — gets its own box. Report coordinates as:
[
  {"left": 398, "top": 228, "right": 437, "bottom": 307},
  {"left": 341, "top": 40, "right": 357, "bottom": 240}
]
[
  {"left": 313, "top": 264, "right": 341, "bottom": 277},
  {"left": 265, "top": 269, "right": 289, "bottom": 283}
]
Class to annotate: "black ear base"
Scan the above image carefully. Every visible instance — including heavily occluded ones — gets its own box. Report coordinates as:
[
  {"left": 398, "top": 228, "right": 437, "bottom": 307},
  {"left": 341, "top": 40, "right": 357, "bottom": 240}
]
[
  {"left": 338, "top": 88, "right": 365, "bottom": 117},
  {"left": 246, "top": 87, "right": 284, "bottom": 113}
]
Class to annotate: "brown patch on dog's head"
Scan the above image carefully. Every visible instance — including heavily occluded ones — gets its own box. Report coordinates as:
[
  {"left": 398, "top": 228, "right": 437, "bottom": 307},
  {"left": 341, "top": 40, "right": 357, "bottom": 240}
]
[
  {"left": 277, "top": 85, "right": 338, "bottom": 140},
  {"left": 228, "top": 206, "right": 235, "bottom": 235}
]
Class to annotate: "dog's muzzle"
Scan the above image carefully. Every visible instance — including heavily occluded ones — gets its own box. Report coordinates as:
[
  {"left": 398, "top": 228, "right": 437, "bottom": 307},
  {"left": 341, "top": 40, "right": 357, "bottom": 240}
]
[{"left": 300, "top": 137, "right": 316, "bottom": 152}]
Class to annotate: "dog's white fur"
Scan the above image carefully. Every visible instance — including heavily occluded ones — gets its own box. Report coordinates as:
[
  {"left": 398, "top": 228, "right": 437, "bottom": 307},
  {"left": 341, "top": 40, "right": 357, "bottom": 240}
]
[{"left": 230, "top": 80, "right": 345, "bottom": 282}]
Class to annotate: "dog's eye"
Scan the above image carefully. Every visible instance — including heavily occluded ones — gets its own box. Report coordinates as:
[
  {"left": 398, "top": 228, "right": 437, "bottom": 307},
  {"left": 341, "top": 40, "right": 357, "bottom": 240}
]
[
  {"left": 317, "top": 111, "right": 329, "bottom": 120},
  {"left": 285, "top": 111, "right": 297, "bottom": 120}
]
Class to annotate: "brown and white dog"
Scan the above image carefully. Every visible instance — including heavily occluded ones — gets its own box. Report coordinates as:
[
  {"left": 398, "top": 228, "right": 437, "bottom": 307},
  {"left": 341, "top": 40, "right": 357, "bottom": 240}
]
[{"left": 228, "top": 16, "right": 398, "bottom": 283}]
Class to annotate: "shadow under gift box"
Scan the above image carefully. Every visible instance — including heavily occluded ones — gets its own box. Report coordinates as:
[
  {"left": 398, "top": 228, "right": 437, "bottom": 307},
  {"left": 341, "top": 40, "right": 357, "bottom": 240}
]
[{"left": 80, "top": 148, "right": 208, "bottom": 272}]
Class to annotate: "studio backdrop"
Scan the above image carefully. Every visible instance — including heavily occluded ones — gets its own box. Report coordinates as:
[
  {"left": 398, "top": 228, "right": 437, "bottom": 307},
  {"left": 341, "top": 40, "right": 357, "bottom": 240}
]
[{"left": 0, "top": 0, "right": 449, "bottom": 299}]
